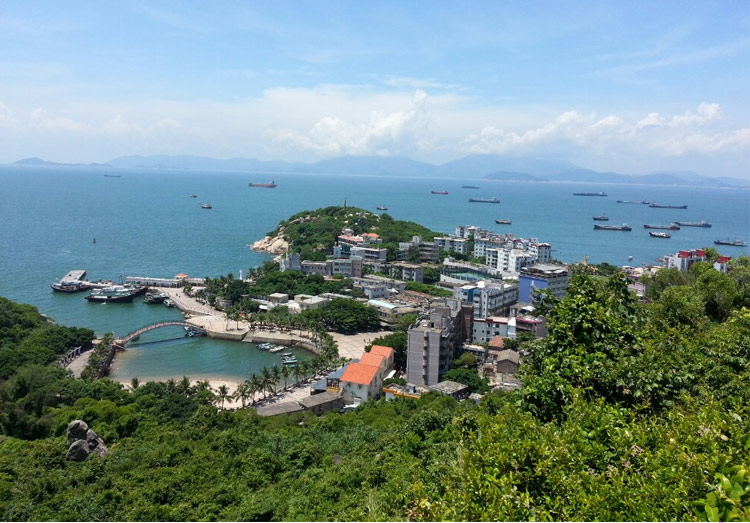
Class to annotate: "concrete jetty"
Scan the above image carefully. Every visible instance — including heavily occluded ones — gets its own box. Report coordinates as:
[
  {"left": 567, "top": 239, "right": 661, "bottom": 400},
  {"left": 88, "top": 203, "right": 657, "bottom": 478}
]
[{"left": 60, "top": 270, "right": 87, "bottom": 282}]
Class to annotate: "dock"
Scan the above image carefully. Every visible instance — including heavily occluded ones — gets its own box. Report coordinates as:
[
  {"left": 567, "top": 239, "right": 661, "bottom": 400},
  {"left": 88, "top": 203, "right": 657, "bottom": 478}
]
[{"left": 60, "top": 270, "right": 87, "bottom": 282}]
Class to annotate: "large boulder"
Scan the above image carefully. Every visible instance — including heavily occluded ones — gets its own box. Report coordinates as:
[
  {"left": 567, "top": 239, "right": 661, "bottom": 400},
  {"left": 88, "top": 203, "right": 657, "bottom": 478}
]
[
  {"left": 66, "top": 420, "right": 89, "bottom": 443},
  {"left": 65, "top": 440, "right": 90, "bottom": 462}
]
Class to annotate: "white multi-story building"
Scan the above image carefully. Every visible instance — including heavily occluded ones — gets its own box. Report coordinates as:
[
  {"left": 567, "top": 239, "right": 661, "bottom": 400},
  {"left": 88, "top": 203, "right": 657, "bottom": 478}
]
[
  {"left": 485, "top": 248, "right": 536, "bottom": 273},
  {"left": 473, "top": 316, "right": 516, "bottom": 343},
  {"left": 663, "top": 249, "right": 707, "bottom": 271},
  {"left": 455, "top": 280, "right": 519, "bottom": 319},
  {"left": 434, "top": 236, "right": 470, "bottom": 255}
]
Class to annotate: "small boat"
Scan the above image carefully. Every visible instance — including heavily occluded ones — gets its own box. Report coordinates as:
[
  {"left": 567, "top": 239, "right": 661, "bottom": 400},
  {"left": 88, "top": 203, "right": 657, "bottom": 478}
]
[
  {"left": 649, "top": 203, "right": 687, "bottom": 209},
  {"left": 201, "top": 203, "right": 212, "bottom": 209},
  {"left": 104, "top": 174, "right": 121, "bottom": 178},
  {"left": 257, "top": 343, "right": 273, "bottom": 351},
  {"left": 189, "top": 194, "right": 198, "bottom": 198},
  {"left": 574, "top": 192, "right": 607, "bottom": 196},
  {"left": 644, "top": 224, "right": 680, "bottom": 230},
  {"left": 143, "top": 291, "right": 167, "bottom": 304},
  {"left": 714, "top": 239, "right": 747, "bottom": 247},
  {"left": 376, "top": 205, "right": 388, "bottom": 211},
  {"left": 462, "top": 185, "right": 480, "bottom": 189},
  {"left": 649, "top": 232, "right": 671, "bottom": 239},
  {"left": 281, "top": 354, "right": 298, "bottom": 365},
  {"left": 431, "top": 190, "right": 449, "bottom": 195},
  {"left": 617, "top": 200, "right": 650, "bottom": 204},
  {"left": 495, "top": 219, "right": 512, "bottom": 225},
  {"left": 627, "top": 256, "right": 634, "bottom": 261},
  {"left": 269, "top": 345, "right": 285, "bottom": 353},
  {"left": 85, "top": 285, "right": 144, "bottom": 303},
  {"left": 673, "top": 220, "right": 711, "bottom": 228},
  {"left": 594, "top": 224, "right": 632, "bottom": 231},
  {"left": 469, "top": 197, "right": 500, "bottom": 203},
  {"left": 92, "top": 238, "right": 96, "bottom": 244},
  {"left": 163, "top": 298, "right": 174, "bottom": 308},
  {"left": 593, "top": 216, "right": 609, "bottom": 221},
  {"left": 249, "top": 181, "right": 277, "bottom": 188}
]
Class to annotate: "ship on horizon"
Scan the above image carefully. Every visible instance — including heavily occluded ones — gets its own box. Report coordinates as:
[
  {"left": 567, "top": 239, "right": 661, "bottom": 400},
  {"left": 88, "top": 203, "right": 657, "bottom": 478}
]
[
  {"left": 714, "top": 239, "right": 747, "bottom": 246},
  {"left": 574, "top": 192, "right": 607, "bottom": 197},
  {"left": 644, "top": 224, "right": 680, "bottom": 230},
  {"left": 249, "top": 181, "right": 277, "bottom": 188},
  {"left": 649, "top": 203, "right": 687, "bottom": 209},
  {"left": 431, "top": 190, "right": 449, "bottom": 195},
  {"left": 594, "top": 223, "right": 632, "bottom": 231},
  {"left": 673, "top": 220, "right": 711, "bottom": 228},
  {"left": 469, "top": 196, "right": 500, "bottom": 203}
]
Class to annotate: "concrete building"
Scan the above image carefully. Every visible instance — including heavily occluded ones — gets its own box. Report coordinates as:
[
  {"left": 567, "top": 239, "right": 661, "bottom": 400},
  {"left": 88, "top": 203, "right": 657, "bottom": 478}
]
[
  {"left": 398, "top": 236, "right": 440, "bottom": 263},
  {"left": 455, "top": 280, "right": 519, "bottom": 319},
  {"left": 429, "top": 380, "right": 471, "bottom": 400},
  {"left": 434, "top": 236, "right": 470, "bottom": 255},
  {"left": 300, "top": 261, "right": 328, "bottom": 276},
  {"left": 473, "top": 316, "right": 515, "bottom": 343},
  {"left": 406, "top": 298, "right": 465, "bottom": 386},
  {"left": 388, "top": 262, "right": 425, "bottom": 283},
  {"left": 494, "top": 349, "right": 520, "bottom": 374},
  {"left": 279, "top": 252, "right": 301, "bottom": 272},
  {"left": 370, "top": 345, "right": 395, "bottom": 370},
  {"left": 268, "top": 293, "right": 289, "bottom": 304},
  {"left": 485, "top": 248, "right": 535, "bottom": 273},
  {"left": 440, "top": 259, "right": 504, "bottom": 284},
  {"left": 663, "top": 249, "right": 707, "bottom": 271},
  {"left": 367, "top": 299, "right": 421, "bottom": 328},
  {"left": 518, "top": 264, "right": 570, "bottom": 303},
  {"left": 340, "top": 353, "right": 387, "bottom": 403},
  {"left": 714, "top": 255, "right": 732, "bottom": 274}
]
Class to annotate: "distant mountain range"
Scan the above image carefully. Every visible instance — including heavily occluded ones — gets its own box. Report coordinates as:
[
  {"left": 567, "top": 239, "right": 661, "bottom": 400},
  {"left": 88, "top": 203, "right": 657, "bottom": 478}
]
[{"left": 11, "top": 154, "right": 749, "bottom": 188}]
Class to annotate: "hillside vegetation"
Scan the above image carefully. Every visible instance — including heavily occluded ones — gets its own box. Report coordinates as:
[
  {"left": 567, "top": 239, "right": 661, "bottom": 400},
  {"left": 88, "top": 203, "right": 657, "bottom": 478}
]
[
  {"left": 269, "top": 206, "right": 440, "bottom": 261},
  {"left": 0, "top": 257, "right": 749, "bottom": 520}
]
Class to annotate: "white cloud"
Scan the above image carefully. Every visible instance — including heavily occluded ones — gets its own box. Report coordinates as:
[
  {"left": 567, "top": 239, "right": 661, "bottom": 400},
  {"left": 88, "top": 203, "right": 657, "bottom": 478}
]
[
  {"left": 267, "top": 89, "right": 434, "bottom": 156},
  {"left": 0, "top": 101, "right": 15, "bottom": 126},
  {"left": 29, "top": 108, "right": 93, "bottom": 132}
]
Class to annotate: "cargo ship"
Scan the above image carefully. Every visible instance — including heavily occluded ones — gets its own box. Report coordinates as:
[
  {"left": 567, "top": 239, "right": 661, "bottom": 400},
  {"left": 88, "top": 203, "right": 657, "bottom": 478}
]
[
  {"left": 617, "top": 200, "right": 650, "bottom": 204},
  {"left": 431, "top": 190, "right": 449, "bottom": 195},
  {"left": 462, "top": 185, "right": 480, "bottom": 189},
  {"left": 714, "top": 239, "right": 747, "bottom": 247},
  {"left": 574, "top": 192, "right": 607, "bottom": 196},
  {"left": 495, "top": 219, "right": 512, "bottom": 225},
  {"left": 649, "top": 203, "right": 687, "bottom": 209},
  {"left": 644, "top": 224, "right": 680, "bottom": 230},
  {"left": 593, "top": 216, "right": 609, "bottom": 221},
  {"left": 469, "top": 197, "right": 500, "bottom": 203},
  {"left": 594, "top": 224, "right": 631, "bottom": 231},
  {"left": 649, "top": 232, "right": 671, "bottom": 239},
  {"left": 673, "top": 220, "right": 711, "bottom": 228},
  {"left": 248, "top": 181, "right": 277, "bottom": 188}
]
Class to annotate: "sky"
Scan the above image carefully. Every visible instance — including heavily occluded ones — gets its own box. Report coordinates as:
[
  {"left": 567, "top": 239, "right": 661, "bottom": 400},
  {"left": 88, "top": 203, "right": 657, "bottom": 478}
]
[{"left": 0, "top": 1, "right": 749, "bottom": 177}]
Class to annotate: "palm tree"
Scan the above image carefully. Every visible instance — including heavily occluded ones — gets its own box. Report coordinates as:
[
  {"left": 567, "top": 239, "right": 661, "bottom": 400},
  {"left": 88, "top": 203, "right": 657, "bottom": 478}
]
[
  {"left": 281, "top": 364, "right": 291, "bottom": 390},
  {"left": 299, "top": 360, "right": 312, "bottom": 382},
  {"left": 292, "top": 363, "right": 304, "bottom": 386},
  {"left": 130, "top": 377, "right": 140, "bottom": 390},
  {"left": 249, "top": 373, "right": 263, "bottom": 404},
  {"left": 234, "top": 381, "right": 253, "bottom": 408},
  {"left": 178, "top": 376, "right": 192, "bottom": 395},
  {"left": 216, "top": 384, "right": 230, "bottom": 409},
  {"left": 260, "top": 367, "right": 273, "bottom": 399},
  {"left": 271, "top": 365, "right": 282, "bottom": 394}
]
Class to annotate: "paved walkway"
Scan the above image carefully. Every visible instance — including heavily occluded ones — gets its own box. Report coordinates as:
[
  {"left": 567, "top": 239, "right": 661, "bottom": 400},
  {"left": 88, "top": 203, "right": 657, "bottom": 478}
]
[
  {"left": 331, "top": 330, "right": 392, "bottom": 360},
  {"left": 66, "top": 350, "right": 93, "bottom": 378},
  {"left": 160, "top": 287, "right": 216, "bottom": 316}
]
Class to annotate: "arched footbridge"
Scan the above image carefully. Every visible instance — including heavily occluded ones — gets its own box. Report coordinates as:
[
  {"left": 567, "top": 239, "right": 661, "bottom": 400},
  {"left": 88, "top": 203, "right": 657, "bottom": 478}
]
[{"left": 118, "top": 321, "right": 205, "bottom": 346}]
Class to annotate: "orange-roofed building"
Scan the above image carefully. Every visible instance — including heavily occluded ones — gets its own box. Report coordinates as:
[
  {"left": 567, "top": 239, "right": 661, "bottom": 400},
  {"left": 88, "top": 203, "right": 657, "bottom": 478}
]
[
  {"left": 370, "top": 345, "right": 394, "bottom": 369},
  {"left": 340, "top": 362, "right": 383, "bottom": 403},
  {"left": 359, "top": 351, "right": 386, "bottom": 370}
]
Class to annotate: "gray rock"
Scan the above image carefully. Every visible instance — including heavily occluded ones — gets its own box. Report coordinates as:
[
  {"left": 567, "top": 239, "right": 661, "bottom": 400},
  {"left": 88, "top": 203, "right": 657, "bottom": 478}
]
[
  {"left": 86, "top": 429, "right": 99, "bottom": 450},
  {"left": 66, "top": 439, "right": 90, "bottom": 461},
  {"left": 66, "top": 420, "right": 89, "bottom": 443}
]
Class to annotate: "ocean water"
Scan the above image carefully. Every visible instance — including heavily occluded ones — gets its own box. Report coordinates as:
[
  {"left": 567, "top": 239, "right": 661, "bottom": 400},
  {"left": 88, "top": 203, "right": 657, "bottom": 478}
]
[{"left": 1, "top": 166, "right": 748, "bottom": 381}]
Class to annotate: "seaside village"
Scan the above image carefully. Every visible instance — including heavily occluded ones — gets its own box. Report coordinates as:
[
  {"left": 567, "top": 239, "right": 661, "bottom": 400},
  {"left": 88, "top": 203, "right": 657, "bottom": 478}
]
[{"left": 130, "top": 225, "right": 735, "bottom": 418}]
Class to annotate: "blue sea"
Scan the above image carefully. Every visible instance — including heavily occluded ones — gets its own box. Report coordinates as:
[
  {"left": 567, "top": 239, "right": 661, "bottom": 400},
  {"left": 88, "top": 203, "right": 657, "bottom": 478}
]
[{"left": 1, "top": 166, "right": 748, "bottom": 382}]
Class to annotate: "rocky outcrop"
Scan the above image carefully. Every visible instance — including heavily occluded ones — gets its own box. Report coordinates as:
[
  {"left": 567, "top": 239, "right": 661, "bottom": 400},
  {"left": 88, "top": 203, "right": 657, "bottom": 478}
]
[
  {"left": 250, "top": 228, "right": 289, "bottom": 256},
  {"left": 65, "top": 420, "right": 110, "bottom": 461}
]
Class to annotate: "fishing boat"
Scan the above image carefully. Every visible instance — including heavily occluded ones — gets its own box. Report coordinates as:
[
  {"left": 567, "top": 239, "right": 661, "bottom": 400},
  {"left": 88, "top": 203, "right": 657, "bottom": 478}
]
[
  {"left": 714, "top": 239, "right": 747, "bottom": 247},
  {"left": 376, "top": 205, "right": 388, "bottom": 211},
  {"left": 649, "top": 232, "right": 671, "bottom": 239},
  {"left": 617, "top": 200, "right": 650, "bottom": 204},
  {"left": 257, "top": 343, "right": 273, "bottom": 351},
  {"left": 644, "top": 224, "right": 680, "bottom": 230},
  {"left": 462, "top": 185, "right": 480, "bottom": 189},
  {"left": 594, "top": 224, "right": 632, "bottom": 231},
  {"left": 269, "top": 345, "right": 285, "bottom": 353},
  {"left": 495, "top": 219, "right": 512, "bottom": 225},
  {"left": 673, "top": 220, "right": 711, "bottom": 228},
  {"left": 431, "top": 190, "right": 449, "bottom": 195},
  {"left": 649, "top": 203, "right": 687, "bottom": 209},
  {"left": 574, "top": 192, "right": 607, "bottom": 196},
  {"left": 163, "top": 298, "right": 174, "bottom": 308},
  {"left": 469, "top": 197, "right": 500, "bottom": 203},
  {"left": 248, "top": 181, "right": 277, "bottom": 188},
  {"left": 593, "top": 216, "right": 609, "bottom": 221},
  {"left": 51, "top": 280, "right": 91, "bottom": 293},
  {"left": 189, "top": 194, "right": 198, "bottom": 198},
  {"left": 201, "top": 203, "right": 212, "bottom": 209}
]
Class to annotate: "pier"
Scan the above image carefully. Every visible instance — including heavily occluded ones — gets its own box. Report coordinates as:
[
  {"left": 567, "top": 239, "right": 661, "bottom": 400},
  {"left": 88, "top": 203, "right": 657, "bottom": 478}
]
[{"left": 60, "top": 269, "right": 87, "bottom": 282}]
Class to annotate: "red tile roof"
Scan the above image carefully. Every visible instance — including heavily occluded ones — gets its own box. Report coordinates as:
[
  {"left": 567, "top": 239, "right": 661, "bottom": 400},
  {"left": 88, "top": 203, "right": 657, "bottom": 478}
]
[
  {"left": 341, "top": 363, "right": 380, "bottom": 386},
  {"left": 362, "top": 232, "right": 380, "bottom": 238},
  {"left": 360, "top": 352, "right": 385, "bottom": 368},
  {"left": 488, "top": 336, "right": 505, "bottom": 348},
  {"left": 370, "top": 345, "right": 394, "bottom": 359},
  {"left": 338, "top": 235, "right": 364, "bottom": 243},
  {"left": 717, "top": 256, "right": 731, "bottom": 263}
]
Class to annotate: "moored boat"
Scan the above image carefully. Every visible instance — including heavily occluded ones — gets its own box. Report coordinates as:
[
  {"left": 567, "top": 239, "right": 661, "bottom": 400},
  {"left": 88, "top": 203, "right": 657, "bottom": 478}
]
[
  {"left": 51, "top": 280, "right": 91, "bottom": 293},
  {"left": 201, "top": 203, "right": 212, "bottom": 209},
  {"left": 644, "top": 224, "right": 680, "bottom": 230},
  {"left": 469, "top": 196, "right": 500, "bottom": 203},
  {"left": 431, "top": 190, "right": 449, "bottom": 195},
  {"left": 85, "top": 285, "right": 144, "bottom": 303},
  {"left": 495, "top": 219, "right": 512, "bottom": 225},
  {"left": 673, "top": 220, "right": 711, "bottom": 228},
  {"left": 143, "top": 291, "right": 167, "bottom": 304},
  {"left": 649, "top": 231, "right": 671, "bottom": 239},
  {"left": 649, "top": 203, "right": 687, "bottom": 209},
  {"left": 714, "top": 239, "right": 747, "bottom": 247},
  {"left": 594, "top": 224, "right": 632, "bottom": 231},
  {"left": 249, "top": 181, "right": 277, "bottom": 188},
  {"left": 617, "top": 200, "right": 650, "bottom": 204},
  {"left": 574, "top": 192, "right": 607, "bottom": 196},
  {"left": 593, "top": 216, "right": 609, "bottom": 221}
]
